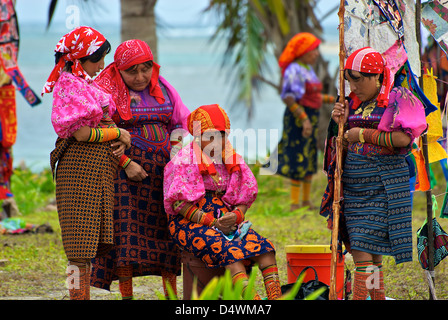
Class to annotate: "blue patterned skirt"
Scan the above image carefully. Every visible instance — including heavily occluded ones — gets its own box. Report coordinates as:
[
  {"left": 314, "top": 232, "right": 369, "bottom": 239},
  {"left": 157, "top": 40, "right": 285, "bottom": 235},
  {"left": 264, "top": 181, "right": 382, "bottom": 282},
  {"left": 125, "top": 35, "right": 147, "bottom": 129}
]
[
  {"left": 168, "top": 192, "right": 276, "bottom": 269},
  {"left": 342, "top": 152, "right": 413, "bottom": 264}
]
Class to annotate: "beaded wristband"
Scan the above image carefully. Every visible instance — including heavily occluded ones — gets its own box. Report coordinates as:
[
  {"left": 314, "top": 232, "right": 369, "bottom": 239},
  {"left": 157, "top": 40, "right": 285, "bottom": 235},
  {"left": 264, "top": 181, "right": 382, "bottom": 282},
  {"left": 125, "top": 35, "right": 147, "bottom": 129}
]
[
  {"left": 198, "top": 211, "right": 217, "bottom": 227},
  {"left": 359, "top": 128, "right": 365, "bottom": 143},
  {"left": 298, "top": 111, "right": 308, "bottom": 120},
  {"left": 87, "top": 127, "right": 121, "bottom": 143},
  {"left": 289, "top": 103, "right": 300, "bottom": 113},
  {"left": 119, "top": 155, "right": 132, "bottom": 169},
  {"left": 233, "top": 207, "right": 245, "bottom": 225}
]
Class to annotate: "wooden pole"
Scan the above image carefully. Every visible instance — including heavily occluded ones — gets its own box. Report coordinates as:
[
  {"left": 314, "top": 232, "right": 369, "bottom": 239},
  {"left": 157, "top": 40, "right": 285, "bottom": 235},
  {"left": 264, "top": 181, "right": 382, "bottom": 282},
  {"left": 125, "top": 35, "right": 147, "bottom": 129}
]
[{"left": 329, "top": 0, "right": 346, "bottom": 301}]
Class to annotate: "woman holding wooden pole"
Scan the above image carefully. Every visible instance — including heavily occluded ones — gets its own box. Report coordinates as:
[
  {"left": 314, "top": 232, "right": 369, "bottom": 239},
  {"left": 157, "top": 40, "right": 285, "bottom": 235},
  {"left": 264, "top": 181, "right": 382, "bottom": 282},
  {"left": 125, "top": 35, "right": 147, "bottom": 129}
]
[{"left": 330, "top": 47, "right": 427, "bottom": 299}]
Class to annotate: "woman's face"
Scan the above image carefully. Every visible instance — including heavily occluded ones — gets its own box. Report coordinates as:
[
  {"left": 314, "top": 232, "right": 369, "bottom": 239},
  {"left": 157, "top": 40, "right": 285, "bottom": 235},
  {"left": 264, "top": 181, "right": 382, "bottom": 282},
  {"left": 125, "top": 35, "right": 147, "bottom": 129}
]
[
  {"left": 81, "top": 55, "right": 106, "bottom": 78},
  {"left": 199, "top": 130, "right": 227, "bottom": 159},
  {"left": 345, "top": 70, "right": 380, "bottom": 102},
  {"left": 119, "top": 62, "right": 153, "bottom": 91},
  {"left": 298, "top": 47, "right": 320, "bottom": 65}
]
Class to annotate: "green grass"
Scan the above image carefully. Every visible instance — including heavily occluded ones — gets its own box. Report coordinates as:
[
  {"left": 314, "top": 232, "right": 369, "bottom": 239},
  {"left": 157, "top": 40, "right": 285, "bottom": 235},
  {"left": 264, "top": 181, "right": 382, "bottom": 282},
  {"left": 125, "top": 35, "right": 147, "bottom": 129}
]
[{"left": 0, "top": 158, "right": 447, "bottom": 300}]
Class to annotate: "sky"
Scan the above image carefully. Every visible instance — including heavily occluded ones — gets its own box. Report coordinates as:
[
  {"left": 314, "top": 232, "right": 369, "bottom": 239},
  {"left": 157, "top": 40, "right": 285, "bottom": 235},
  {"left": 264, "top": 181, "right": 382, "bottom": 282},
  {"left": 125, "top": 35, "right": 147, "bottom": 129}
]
[{"left": 14, "top": 0, "right": 340, "bottom": 28}]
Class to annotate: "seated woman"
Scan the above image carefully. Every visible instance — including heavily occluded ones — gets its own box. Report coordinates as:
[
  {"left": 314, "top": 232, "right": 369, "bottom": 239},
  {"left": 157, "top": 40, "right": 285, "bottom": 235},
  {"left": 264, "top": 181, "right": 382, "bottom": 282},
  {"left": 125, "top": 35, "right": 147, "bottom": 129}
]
[{"left": 163, "top": 104, "right": 281, "bottom": 300}]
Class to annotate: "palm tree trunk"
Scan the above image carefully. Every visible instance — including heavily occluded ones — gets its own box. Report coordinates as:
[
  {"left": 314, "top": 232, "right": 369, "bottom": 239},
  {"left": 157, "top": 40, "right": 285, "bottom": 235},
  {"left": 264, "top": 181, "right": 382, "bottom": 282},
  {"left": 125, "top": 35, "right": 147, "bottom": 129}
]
[{"left": 120, "top": 0, "right": 158, "bottom": 60}]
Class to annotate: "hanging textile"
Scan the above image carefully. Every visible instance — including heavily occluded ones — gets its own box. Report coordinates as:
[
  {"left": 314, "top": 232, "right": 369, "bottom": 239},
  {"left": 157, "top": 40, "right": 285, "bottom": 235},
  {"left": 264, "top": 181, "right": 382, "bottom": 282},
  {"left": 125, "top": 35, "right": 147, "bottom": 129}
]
[
  {"left": 422, "top": 0, "right": 448, "bottom": 55},
  {"left": 422, "top": 68, "right": 447, "bottom": 163},
  {"left": 0, "top": 0, "right": 40, "bottom": 106}
]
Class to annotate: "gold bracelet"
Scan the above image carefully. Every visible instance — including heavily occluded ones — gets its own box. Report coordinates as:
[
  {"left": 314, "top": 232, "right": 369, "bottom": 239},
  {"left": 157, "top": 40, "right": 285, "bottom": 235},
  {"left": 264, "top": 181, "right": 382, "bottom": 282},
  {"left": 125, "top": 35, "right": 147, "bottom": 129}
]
[{"left": 359, "top": 128, "right": 365, "bottom": 143}]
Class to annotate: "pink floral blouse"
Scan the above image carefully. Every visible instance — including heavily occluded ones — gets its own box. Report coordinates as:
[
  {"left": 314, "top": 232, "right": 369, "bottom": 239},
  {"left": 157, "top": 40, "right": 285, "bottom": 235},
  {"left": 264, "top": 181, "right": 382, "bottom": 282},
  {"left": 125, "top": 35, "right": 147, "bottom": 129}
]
[
  {"left": 51, "top": 72, "right": 116, "bottom": 138},
  {"left": 163, "top": 142, "right": 258, "bottom": 215}
]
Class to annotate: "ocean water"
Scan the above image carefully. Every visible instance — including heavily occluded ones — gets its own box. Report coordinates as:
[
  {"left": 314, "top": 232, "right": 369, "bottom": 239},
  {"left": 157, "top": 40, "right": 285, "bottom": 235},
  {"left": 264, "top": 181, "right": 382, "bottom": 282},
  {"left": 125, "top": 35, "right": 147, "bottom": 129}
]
[{"left": 14, "top": 22, "right": 339, "bottom": 172}]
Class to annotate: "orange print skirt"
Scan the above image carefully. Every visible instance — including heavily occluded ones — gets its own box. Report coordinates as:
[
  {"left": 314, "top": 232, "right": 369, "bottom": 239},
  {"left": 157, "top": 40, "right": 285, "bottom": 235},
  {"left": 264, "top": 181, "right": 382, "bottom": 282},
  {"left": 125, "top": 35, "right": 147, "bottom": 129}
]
[{"left": 168, "top": 193, "right": 275, "bottom": 268}]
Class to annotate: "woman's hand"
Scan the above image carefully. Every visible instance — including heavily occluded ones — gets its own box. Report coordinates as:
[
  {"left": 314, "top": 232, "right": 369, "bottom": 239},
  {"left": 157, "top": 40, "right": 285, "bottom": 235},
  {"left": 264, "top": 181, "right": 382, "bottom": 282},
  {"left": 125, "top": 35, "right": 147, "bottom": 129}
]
[
  {"left": 344, "top": 127, "right": 362, "bottom": 144},
  {"left": 124, "top": 161, "right": 148, "bottom": 181},
  {"left": 118, "top": 128, "right": 131, "bottom": 149},
  {"left": 302, "top": 118, "right": 313, "bottom": 138},
  {"left": 111, "top": 141, "right": 126, "bottom": 158},
  {"left": 331, "top": 100, "right": 349, "bottom": 125},
  {"left": 214, "top": 212, "right": 237, "bottom": 235}
]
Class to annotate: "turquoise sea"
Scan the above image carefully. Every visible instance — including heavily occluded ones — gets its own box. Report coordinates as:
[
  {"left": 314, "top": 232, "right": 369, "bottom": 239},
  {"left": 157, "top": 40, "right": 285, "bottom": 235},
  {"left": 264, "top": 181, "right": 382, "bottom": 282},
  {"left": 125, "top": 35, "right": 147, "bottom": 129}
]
[{"left": 14, "top": 22, "right": 339, "bottom": 172}]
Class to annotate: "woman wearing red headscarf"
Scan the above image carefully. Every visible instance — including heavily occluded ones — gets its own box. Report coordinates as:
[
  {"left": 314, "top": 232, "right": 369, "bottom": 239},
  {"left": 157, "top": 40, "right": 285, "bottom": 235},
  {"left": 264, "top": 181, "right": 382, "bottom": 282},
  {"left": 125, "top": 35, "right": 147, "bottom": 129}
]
[
  {"left": 43, "top": 26, "right": 131, "bottom": 300},
  {"left": 90, "top": 39, "right": 190, "bottom": 299},
  {"left": 164, "top": 104, "right": 281, "bottom": 300},
  {"left": 263, "top": 32, "right": 329, "bottom": 211},
  {"left": 328, "top": 47, "right": 426, "bottom": 300}
]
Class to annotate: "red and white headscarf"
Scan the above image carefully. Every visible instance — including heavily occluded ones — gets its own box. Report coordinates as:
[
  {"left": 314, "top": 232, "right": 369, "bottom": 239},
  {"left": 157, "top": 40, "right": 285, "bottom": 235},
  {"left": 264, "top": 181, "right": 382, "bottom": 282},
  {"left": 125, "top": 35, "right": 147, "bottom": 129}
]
[
  {"left": 344, "top": 47, "right": 394, "bottom": 109},
  {"left": 94, "top": 39, "right": 164, "bottom": 120},
  {"left": 42, "top": 26, "right": 107, "bottom": 95}
]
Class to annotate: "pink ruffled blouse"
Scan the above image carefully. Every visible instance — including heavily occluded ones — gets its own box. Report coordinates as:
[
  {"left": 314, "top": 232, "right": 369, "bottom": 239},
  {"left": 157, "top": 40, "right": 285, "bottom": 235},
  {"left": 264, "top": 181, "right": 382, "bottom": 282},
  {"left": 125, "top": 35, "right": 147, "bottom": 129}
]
[
  {"left": 51, "top": 72, "right": 116, "bottom": 138},
  {"left": 163, "top": 142, "right": 258, "bottom": 215}
]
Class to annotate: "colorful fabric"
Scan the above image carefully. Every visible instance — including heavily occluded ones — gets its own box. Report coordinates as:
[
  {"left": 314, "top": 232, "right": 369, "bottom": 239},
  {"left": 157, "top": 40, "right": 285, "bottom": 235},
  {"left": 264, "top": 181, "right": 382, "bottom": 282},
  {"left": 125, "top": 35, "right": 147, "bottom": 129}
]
[
  {"left": 90, "top": 146, "right": 181, "bottom": 291},
  {"left": 343, "top": 152, "right": 413, "bottom": 264},
  {"left": 0, "top": 84, "right": 16, "bottom": 148},
  {"left": 344, "top": 47, "right": 394, "bottom": 109},
  {"left": 51, "top": 72, "right": 116, "bottom": 139},
  {"left": 422, "top": 0, "right": 448, "bottom": 55},
  {"left": 263, "top": 105, "right": 319, "bottom": 181},
  {"left": 164, "top": 142, "right": 258, "bottom": 216},
  {"left": 51, "top": 137, "right": 118, "bottom": 260},
  {"left": 112, "top": 81, "right": 188, "bottom": 159},
  {"left": 94, "top": 39, "right": 164, "bottom": 120},
  {"left": 0, "top": 0, "right": 40, "bottom": 106},
  {"left": 278, "top": 32, "right": 320, "bottom": 75},
  {"left": 187, "top": 104, "right": 242, "bottom": 176},
  {"left": 167, "top": 193, "right": 275, "bottom": 268},
  {"left": 280, "top": 62, "right": 322, "bottom": 109},
  {"left": 42, "top": 26, "right": 107, "bottom": 95}
]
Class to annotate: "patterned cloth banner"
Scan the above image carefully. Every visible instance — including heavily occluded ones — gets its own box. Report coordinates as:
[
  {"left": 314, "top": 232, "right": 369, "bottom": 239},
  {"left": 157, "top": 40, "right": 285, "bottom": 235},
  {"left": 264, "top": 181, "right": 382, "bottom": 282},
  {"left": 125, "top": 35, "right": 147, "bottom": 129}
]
[
  {"left": 0, "top": 0, "right": 40, "bottom": 106},
  {"left": 422, "top": 0, "right": 448, "bottom": 55}
]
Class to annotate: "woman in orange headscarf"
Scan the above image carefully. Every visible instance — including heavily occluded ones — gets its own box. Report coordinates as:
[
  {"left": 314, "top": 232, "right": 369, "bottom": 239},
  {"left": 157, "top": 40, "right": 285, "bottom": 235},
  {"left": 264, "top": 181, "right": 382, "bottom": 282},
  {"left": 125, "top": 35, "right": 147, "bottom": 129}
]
[
  {"left": 264, "top": 32, "right": 329, "bottom": 211},
  {"left": 164, "top": 104, "right": 281, "bottom": 300}
]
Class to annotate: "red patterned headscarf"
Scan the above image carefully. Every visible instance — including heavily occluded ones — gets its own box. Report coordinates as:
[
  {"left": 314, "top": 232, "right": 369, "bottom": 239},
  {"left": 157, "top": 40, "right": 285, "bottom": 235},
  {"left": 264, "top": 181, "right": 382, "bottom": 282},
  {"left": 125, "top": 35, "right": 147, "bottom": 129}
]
[
  {"left": 278, "top": 32, "right": 321, "bottom": 75},
  {"left": 344, "top": 47, "right": 394, "bottom": 109},
  {"left": 187, "top": 104, "right": 241, "bottom": 175},
  {"left": 94, "top": 39, "right": 164, "bottom": 120},
  {"left": 42, "top": 26, "right": 107, "bottom": 95}
]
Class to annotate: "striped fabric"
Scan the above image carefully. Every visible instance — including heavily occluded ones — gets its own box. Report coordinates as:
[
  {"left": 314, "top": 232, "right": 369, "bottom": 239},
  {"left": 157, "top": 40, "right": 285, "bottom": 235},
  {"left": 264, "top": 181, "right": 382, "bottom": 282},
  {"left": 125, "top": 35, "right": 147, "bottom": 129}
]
[{"left": 342, "top": 151, "right": 413, "bottom": 264}]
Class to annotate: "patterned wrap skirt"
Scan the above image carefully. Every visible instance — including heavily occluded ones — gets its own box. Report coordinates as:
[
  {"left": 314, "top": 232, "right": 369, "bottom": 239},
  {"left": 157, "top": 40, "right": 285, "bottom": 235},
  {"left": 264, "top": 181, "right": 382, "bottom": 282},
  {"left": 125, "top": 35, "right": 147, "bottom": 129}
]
[
  {"left": 342, "top": 152, "right": 413, "bottom": 264},
  {"left": 91, "top": 146, "right": 181, "bottom": 290},
  {"left": 51, "top": 138, "right": 118, "bottom": 260},
  {"left": 168, "top": 192, "right": 276, "bottom": 269},
  {"left": 262, "top": 106, "right": 319, "bottom": 180}
]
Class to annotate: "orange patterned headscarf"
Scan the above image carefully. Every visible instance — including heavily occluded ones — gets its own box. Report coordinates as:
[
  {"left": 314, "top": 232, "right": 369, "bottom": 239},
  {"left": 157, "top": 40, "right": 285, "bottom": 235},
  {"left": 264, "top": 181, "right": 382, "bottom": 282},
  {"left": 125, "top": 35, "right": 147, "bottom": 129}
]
[
  {"left": 187, "top": 104, "right": 241, "bottom": 175},
  {"left": 278, "top": 32, "right": 320, "bottom": 75}
]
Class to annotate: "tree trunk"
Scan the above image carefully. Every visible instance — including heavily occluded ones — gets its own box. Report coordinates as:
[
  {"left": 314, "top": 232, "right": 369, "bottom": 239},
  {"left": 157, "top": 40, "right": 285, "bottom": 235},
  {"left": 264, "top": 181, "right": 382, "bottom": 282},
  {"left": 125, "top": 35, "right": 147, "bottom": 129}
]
[{"left": 120, "top": 0, "right": 158, "bottom": 60}]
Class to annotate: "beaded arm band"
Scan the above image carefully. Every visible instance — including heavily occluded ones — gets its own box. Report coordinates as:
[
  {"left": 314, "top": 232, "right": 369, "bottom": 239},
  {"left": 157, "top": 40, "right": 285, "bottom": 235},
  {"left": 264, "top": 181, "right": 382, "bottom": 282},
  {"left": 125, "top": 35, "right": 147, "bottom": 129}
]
[
  {"left": 87, "top": 127, "right": 121, "bottom": 143},
  {"left": 119, "top": 154, "right": 132, "bottom": 169},
  {"left": 173, "top": 200, "right": 217, "bottom": 227},
  {"left": 232, "top": 207, "right": 245, "bottom": 225},
  {"left": 289, "top": 103, "right": 308, "bottom": 120},
  {"left": 362, "top": 128, "right": 394, "bottom": 148}
]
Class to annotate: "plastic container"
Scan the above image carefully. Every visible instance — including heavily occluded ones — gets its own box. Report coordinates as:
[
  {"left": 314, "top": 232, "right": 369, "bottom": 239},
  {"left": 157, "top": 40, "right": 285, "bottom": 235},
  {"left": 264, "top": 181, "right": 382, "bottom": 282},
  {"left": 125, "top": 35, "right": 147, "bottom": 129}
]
[
  {"left": 181, "top": 251, "right": 225, "bottom": 299},
  {"left": 285, "top": 245, "right": 345, "bottom": 299}
]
